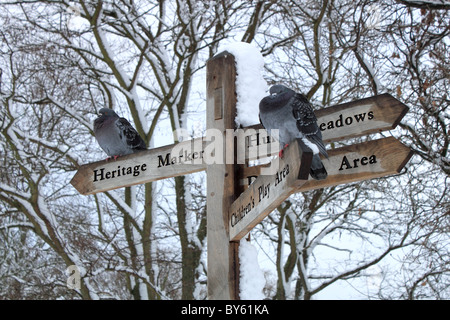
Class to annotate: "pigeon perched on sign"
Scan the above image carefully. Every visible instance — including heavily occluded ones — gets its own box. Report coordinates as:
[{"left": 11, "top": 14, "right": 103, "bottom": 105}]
[
  {"left": 94, "top": 108, "right": 146, "bottom": 160},
  {"left": 259, "top": 85, "right": 328, "bottom": 180}
]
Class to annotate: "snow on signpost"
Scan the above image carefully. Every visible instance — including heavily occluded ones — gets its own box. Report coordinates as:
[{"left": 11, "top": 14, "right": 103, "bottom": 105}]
[{"left": 217, "top": 42, "right": 268, "bottom": 128}]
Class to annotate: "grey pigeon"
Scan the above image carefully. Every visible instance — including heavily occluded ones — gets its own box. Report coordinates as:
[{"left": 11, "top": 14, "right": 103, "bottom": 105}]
[
  {"left": 94, "top": 108, "right": 146, "bottom": 159},
  {"left": 259, "top": 85, "right": 328, "bottom": 180}
]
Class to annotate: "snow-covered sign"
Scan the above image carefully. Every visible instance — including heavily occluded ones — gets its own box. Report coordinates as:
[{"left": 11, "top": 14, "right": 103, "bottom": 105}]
[{"left": 69, "top": 44, "right": 413, "bottom": 300}]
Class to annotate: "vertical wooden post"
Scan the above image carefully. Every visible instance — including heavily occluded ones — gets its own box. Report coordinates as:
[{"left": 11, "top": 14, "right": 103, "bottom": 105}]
[{"left": 206, "top": 52, "right": 240, "bottom": 300}]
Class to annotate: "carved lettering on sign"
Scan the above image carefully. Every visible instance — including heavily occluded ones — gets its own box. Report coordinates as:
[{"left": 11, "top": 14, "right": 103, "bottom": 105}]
[
  {"left": 339, "top": 154, "right": 377, "bottom": 171},
  {"left": 319, "top": 111, "right": 374, "bottom": 132},
  {"left": 157, "top": 150, "right": 206, "bottom": 168},
  {"left": 274, "top": 164, "right": 290, "bottom": 186},
  {"left": 93, "top": 164, "right": 147, "bottom": 182}
]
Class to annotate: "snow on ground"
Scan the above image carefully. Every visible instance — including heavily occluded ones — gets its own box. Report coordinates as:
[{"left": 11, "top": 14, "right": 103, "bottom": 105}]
[{"left": 217, "top": 41, "right": 268, "bottom": 128}]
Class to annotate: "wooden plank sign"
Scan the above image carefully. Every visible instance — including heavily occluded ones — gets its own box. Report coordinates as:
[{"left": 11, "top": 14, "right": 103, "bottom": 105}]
[
  {"left": 297, "top": 136, "right": 413, "bottom": 192},
  {"left": 238, "top": 136, "right": 413, "bottom": 210},
  {"left": 228, "top": 139, "right": 313, "bottom": 242},
  {"left": 316, "top": 93, "right": 409, "bottom": 143},
  {"left": 244, "top": 93, "right": 409, "bottom": 160},
  {"left": 70, "top": 93, "right": 409, "bottom": 195},
  {"left": 232, "top": 137, "right": 413, "bottom": 241},
  {"left": 70, "top": 138, "right": 206, "bottom": 195}
]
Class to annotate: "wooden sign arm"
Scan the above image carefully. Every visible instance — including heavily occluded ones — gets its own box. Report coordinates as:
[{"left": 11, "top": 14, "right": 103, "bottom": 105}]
[
  {"left": 240, "top": 137, "right": 413, "bottom": 193},
  {"left": 242, "top": 93, "right": 409, "bottom": 144},
  {"left": 228, "top": 138, "right": 313, "bottom": 242}
]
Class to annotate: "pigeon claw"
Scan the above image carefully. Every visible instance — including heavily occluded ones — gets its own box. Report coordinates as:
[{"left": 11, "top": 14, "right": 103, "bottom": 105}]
[
  {"left": 105, "top": 155, "right": 120, "bottom": 161},
  {"left": 278, "top": 144, "right": 289, "bottom": 158}
]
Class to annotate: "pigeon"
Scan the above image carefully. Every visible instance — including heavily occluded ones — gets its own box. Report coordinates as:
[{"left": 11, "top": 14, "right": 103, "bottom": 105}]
[
  {"left": 94, "top": 108, "right": 146, "bottom": 160},
  {"left": 259, "top": 85, "right": 328, "bottom": 180}
]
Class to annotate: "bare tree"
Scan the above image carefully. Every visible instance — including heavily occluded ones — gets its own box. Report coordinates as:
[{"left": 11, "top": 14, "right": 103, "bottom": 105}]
[{"left": 0, "top": 0, "right": 448, "bottom": 300}]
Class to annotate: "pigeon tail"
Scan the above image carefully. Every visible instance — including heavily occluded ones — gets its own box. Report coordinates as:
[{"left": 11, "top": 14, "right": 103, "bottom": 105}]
[
  {"left": 306, "top": 134, "right": 329, "bottom": 159},
  {"left": 310, "top": 154, "right": 327, "bottom": 180}
]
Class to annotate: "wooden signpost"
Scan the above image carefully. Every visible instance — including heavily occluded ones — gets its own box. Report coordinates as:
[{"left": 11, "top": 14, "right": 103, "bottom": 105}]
[
  {"left": 70, "top": 51, "right": 413, "bottom": 300},
  {"left": 70, "top": 93, "right": 409, "bottom": 195},
  {"left": 205, "top": 52, "right": 240, "bottom": 300}
]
